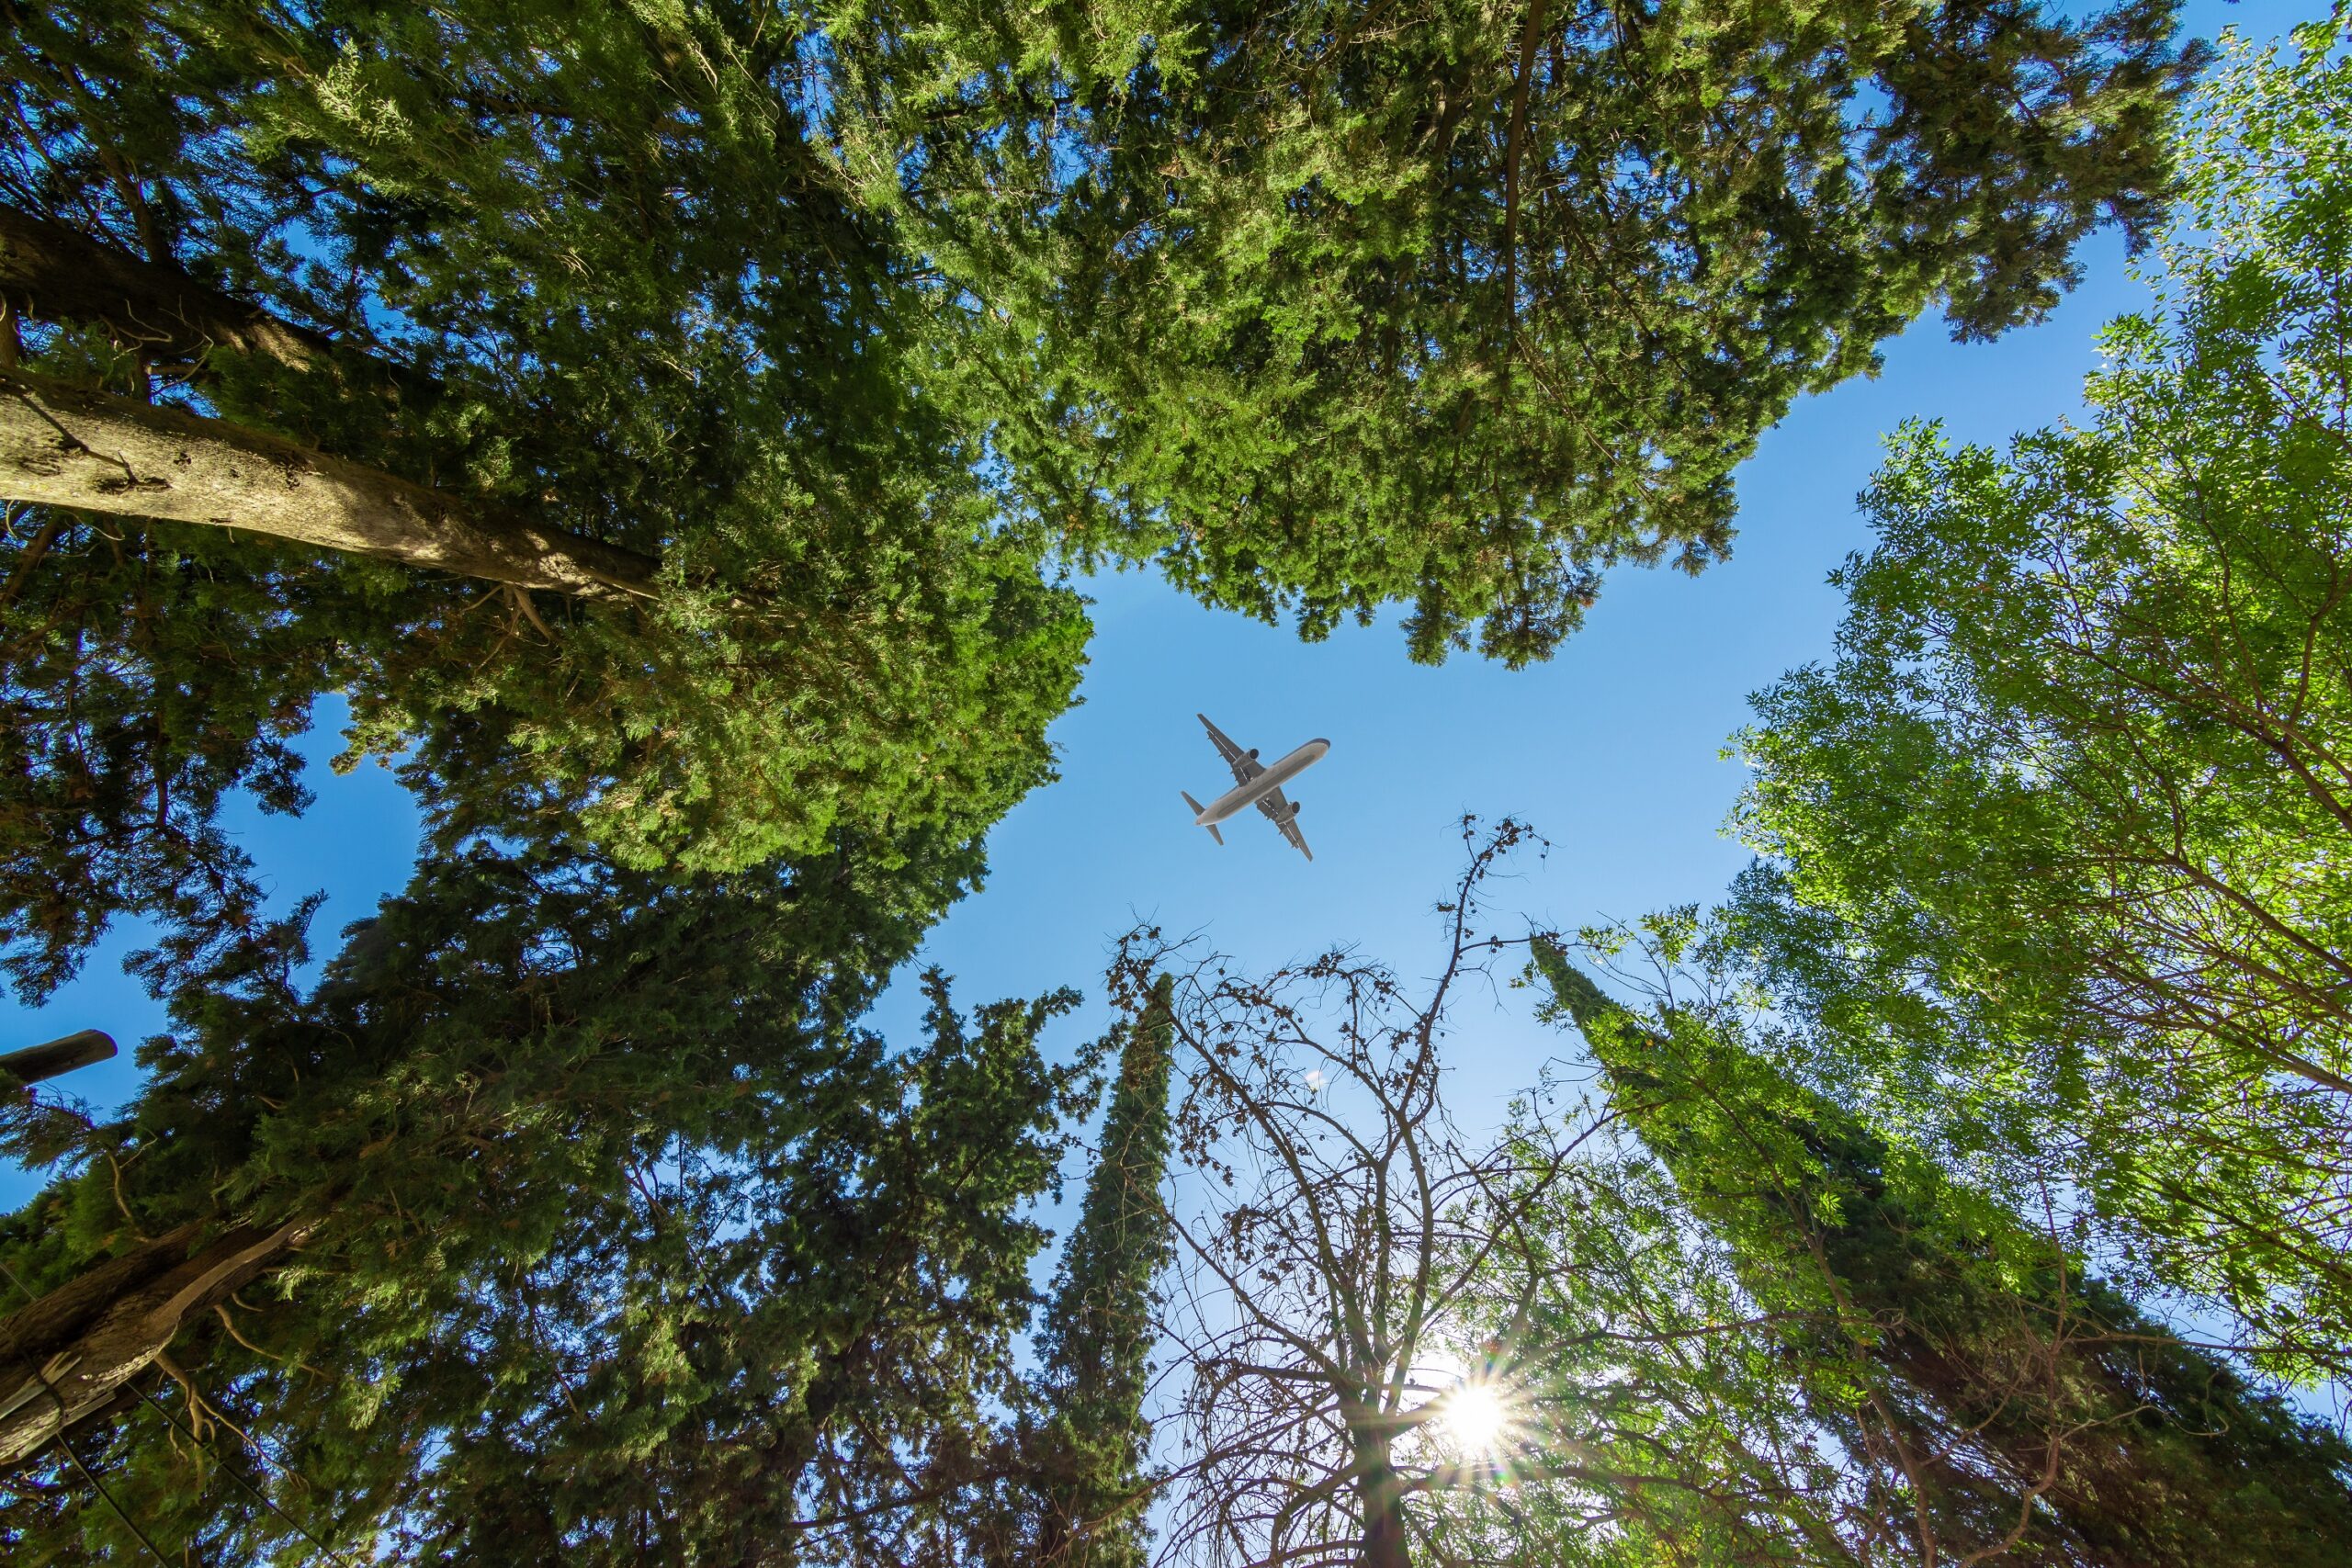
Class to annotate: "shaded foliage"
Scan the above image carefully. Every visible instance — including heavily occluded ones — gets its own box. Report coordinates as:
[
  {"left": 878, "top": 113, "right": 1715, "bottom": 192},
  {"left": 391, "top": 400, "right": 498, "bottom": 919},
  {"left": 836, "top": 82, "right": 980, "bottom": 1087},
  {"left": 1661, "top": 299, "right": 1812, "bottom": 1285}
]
[
  {"left": 1, "top": 0, "right": 1086, "bottom": 1008},
  {"left": 1, "top": 820, "right": 1086, "bottom": 1563}
]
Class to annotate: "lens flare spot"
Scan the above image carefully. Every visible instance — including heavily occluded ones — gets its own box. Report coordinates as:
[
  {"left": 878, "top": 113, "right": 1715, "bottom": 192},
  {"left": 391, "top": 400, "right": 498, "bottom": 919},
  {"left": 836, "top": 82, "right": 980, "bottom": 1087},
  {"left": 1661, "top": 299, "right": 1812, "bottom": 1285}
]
[{"left": 1442, "top": 1382, "right": 1511, "bottom": 1454}]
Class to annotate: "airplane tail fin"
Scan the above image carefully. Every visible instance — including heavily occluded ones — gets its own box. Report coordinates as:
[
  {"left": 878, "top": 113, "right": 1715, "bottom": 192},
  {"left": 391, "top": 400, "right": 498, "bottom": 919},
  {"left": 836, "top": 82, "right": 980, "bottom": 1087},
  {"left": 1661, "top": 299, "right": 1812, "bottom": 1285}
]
[{"left": 1182, "top": 792, "right": 1223, "bottom": 844}]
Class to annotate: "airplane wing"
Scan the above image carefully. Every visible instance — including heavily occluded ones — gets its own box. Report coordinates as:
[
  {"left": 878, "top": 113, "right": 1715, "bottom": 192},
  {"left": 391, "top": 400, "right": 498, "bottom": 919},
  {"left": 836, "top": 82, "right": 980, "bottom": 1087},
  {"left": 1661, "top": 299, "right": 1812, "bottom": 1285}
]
[
  {"left": 1198, "top": 713, "right": 1264, "bottom": 785},
  {"left": 1256, "top": 788, "right": 1313, "bottom": 861}
]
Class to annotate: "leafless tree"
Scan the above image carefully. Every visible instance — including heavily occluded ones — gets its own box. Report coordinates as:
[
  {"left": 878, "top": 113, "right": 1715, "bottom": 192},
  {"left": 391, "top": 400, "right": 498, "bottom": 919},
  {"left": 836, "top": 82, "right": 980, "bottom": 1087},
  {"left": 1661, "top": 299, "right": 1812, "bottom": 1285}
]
[
  {"left": 1132, "top": 818, "right": 1551, "bottom": 1568},
  {"left": 1129, "top": 819, "right": 1837, "bottom": 1568}
]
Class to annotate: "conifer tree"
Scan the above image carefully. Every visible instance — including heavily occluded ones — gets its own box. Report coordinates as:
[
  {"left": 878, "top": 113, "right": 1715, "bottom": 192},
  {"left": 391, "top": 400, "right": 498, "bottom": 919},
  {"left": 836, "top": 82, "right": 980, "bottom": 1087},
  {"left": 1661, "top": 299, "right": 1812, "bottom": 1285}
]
[
  {"left": 0, "top": 824, "right": 1086, "bottom": 1562},
  {"left": 1533, "top": 936, "right": 2352, "bottom": 1567},
  {"left": 375, "top": 972, "right": 1092, "bottom": 1567},
  {"left": 831, "top": 0, "right": 2210, "bottom": 663},
  {"left": 1, "top": 0, "right": 1085, "bottom": 1004},
  {"left": 1725, "top": 14, "right": 2352, "bottom": 1381},
  {"left": 1027, "top": 971, "right": 1179, "bottom": 1567}
]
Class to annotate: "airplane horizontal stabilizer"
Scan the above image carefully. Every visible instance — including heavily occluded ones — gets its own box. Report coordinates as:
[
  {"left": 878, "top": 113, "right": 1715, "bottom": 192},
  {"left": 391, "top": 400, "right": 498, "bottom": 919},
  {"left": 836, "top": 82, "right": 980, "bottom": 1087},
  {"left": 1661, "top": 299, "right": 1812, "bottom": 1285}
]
[{"left": 1182, "top": 790, "right": 1225, "bottom": 845}]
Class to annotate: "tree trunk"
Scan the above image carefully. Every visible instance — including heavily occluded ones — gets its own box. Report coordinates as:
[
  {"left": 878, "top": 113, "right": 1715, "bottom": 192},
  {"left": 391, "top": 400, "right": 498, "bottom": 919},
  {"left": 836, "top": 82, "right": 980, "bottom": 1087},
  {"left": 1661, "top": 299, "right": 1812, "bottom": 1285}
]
[
  {"left": 0, "top": 1218, "right": 312, "bottom": 1466},
  {"left": 1, "top": 368, "right": 659, "bottom": 599},
  {"left": 1349, "top": 1425, "right": 1413, "bottom": 1568},
  {"left": 0, "top": 202, "right": 354, "bottom": 378}
]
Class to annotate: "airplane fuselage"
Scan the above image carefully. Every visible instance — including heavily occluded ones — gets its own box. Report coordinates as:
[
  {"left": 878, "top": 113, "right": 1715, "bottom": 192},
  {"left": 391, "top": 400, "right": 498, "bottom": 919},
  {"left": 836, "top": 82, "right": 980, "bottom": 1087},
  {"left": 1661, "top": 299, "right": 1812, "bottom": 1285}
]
[{"left": 1193, "top": 739, "right": 1329, "bottom": 825}]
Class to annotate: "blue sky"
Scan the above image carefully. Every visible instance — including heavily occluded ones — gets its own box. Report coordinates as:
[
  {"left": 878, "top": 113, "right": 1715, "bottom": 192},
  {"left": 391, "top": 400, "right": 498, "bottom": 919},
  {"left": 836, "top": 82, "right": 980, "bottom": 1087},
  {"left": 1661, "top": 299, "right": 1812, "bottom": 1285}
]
[{"left": 5, "top": 0, "right": 2331, "bottom": 1210}]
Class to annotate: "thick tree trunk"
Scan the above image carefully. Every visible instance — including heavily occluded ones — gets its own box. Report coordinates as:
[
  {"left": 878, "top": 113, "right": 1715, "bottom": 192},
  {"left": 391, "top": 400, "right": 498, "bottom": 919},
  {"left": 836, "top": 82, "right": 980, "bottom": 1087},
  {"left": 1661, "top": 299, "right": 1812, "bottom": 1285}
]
[
  {"left": 1, "top": 368, "right": 659, "bottom": 598},
  {"left": 0, "top": 203, "right": 352, "bottom": 378},
  {"left": 0, "top": 1218, "right": 312, "bottom": 1466}
]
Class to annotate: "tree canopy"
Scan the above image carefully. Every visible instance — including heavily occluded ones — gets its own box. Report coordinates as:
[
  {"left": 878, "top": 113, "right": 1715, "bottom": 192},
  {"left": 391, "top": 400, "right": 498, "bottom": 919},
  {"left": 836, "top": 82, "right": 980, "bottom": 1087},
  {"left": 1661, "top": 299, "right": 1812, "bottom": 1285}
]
[
  {"left": 831, "top": 0, "right": 2208, "bottom": 662},
  {"left": 1095, "top": 828, "right": 2352, "bottom": 1568},
  {"left": 14, "top": 3, "right": 2345, "bottom": 1564},
  {"left": 2, "top": 0, "right": 2209, "bottom": 1002},
  {"left": 1727, "top": 13, "right": 2352, "bottom": 1384},
  {"left": 2, "top": 0, "right": 1087, "bottom": 1010},
  {"left": 1536, "top": 923, "right": 2352, "bottom": 1567}
]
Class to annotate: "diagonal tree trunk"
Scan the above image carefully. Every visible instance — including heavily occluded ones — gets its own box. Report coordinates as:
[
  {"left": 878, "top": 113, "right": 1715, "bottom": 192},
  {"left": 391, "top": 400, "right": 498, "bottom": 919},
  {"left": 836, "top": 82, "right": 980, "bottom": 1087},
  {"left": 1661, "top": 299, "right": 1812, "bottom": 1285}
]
[
  {"left": 0, "top": 1217, "right": 314, "bottom": 1467},
  {"left": 1, "top": 367, "right": 659, "bottom": 598},
  {"left": 0, "top": 202, "right": 377, "bottom": 382}
]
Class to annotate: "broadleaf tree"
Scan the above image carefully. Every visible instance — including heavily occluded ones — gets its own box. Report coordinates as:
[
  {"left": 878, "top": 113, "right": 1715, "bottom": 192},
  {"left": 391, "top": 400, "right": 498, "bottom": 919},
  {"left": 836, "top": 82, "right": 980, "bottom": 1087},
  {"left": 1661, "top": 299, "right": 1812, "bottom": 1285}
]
[
  {"left": 1138, "top": 821, "right": 1860, "bottom": 1568},
  {"left": 1726, "top": 13, "right": 2352, "bottom": 1383}
]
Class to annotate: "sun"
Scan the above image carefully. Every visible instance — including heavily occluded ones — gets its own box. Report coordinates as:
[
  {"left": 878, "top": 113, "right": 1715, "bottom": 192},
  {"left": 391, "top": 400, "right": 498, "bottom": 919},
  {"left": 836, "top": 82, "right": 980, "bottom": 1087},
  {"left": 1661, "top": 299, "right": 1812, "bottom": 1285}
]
[{"left": 1440, "top": 1382, "right": 1513, "bottom": 1455}]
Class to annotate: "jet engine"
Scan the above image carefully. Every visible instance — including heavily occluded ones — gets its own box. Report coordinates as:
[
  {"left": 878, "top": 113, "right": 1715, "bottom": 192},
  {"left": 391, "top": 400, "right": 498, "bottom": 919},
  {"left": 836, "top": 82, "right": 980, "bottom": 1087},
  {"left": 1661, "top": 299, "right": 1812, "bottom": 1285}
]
[{"left": 1248, "top": 748, "right": 1259, "bottom": 760}]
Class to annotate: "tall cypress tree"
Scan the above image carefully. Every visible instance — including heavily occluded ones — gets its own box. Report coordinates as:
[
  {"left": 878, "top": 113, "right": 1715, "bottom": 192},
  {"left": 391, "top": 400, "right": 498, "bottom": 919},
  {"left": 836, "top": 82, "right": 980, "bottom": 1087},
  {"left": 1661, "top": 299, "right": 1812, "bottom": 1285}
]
[
  {"left": 1532, "top": 940, "right": 2352, "bottom": 1568},
  {"left": 1026, "top": 974, "right": 1179, "bottom": 1567}
]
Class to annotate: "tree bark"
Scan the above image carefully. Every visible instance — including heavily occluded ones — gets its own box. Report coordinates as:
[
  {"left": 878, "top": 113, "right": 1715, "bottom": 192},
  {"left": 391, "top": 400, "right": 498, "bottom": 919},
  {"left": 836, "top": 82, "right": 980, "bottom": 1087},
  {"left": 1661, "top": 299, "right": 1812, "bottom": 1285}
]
[
  {"left": 0, "top": 1218, "right": 312, "bottom": 1466},
  {"left": 0, "top": 203, "right": 353, "bottom": 378},
  {"left": 1, "top": 367, "right": 660, "bottom": 598},
  {"left": 0, "top": 1030, "right": 116, "bottom": 1086}
]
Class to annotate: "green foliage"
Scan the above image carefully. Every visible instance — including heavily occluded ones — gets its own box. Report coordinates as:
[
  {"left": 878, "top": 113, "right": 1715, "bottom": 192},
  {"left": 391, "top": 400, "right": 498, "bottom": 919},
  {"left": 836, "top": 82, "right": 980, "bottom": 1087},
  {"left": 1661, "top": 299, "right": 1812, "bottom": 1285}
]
[
  {"left": 0, "top": 514, "right": 381, "bottom": 1002},
  {"left": 1532, "top": 936, "right": 2352, "bottom": 1567},
  {"left": 831, "top": 0, "right": 2206, "bottom": 663},
  {"left": 1727, "top": 14, "right": 2352, "bottom": 1382},
  {"left": 1439, "top": 1117, "right": 1863, "bottom": 1566},
  {"left": 1, "top": 0, "right": 2215, "bottom": 998},
  {"left": 0, "top": 822, "right": 1086, "bottom": 1562}
]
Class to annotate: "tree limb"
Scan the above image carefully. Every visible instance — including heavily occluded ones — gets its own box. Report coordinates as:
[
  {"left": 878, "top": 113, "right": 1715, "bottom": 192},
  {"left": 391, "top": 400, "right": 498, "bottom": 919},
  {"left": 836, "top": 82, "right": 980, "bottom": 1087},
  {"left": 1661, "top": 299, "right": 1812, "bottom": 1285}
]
[{"left": 1, "top": 368, "right": 659, "bottom": 599}]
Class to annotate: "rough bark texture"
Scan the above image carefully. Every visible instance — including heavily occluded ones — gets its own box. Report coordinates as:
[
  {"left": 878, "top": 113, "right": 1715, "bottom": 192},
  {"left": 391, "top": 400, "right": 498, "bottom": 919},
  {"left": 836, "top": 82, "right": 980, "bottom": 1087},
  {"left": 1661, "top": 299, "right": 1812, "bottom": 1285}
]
[
  {"left": 1354, "top": 1469, "right": 1412, "bottom": 1568},
  {"left": 0, "top": 1219, "right": 311, "bottom": 1466},
  {"left": 0, "top": 202, "right": 349, "bottom": 377},
  {"left": 1, "top": 368, "right": 659, "bottom": 597}
]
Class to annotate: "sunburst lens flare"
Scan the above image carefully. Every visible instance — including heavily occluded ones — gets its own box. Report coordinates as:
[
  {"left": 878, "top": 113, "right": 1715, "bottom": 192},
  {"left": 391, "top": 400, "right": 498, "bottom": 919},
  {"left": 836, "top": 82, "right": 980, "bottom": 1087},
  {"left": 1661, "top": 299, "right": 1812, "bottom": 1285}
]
[{"left": 1441, "top": 1382, "right": 1512, "bottom": 1455}]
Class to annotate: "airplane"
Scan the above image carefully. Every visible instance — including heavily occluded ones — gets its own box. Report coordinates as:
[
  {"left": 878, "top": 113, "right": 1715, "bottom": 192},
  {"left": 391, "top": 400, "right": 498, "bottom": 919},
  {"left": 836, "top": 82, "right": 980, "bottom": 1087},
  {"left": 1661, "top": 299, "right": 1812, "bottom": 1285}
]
[{"left": 1182, "top": 713, "right": 1329, "bottom": 861}]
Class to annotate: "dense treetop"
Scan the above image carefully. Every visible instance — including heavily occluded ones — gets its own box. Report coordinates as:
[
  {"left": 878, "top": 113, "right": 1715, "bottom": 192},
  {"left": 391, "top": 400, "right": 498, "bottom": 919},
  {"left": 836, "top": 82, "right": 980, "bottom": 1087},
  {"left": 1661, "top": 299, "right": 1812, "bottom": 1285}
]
[
  {"left": 2, "top": 0, "right": 2211, "bottom": 1010},
  {"left": 831, "top": 0, "right": 2209, "bottom": 661},
  {"left": 2, "top": 0, "right": 1087, "bottom": 1009},
  {"left": 11, "top": 4, "right": 2343, "bottom": 1563}
]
